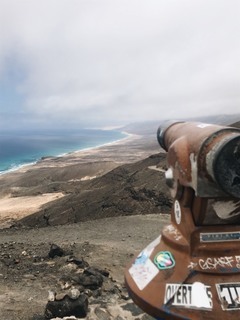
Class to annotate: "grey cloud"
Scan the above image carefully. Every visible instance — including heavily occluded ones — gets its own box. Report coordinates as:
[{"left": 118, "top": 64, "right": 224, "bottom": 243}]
[{"left": 0, "top": 0, "right": 239, "bottom": 128}]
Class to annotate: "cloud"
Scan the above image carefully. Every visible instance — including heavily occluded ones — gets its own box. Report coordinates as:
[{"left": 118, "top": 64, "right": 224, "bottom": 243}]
[{"left": 0, "top": 0, "right": 240, "bottom": 128}]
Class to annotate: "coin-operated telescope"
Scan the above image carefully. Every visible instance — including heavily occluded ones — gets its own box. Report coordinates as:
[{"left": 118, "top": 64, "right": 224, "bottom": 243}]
[{"left": 125, "top": 121, "right": 240, "bottom": 320}]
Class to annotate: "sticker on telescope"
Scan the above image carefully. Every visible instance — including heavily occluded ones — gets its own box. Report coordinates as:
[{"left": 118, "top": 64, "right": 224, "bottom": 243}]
[
  {"left": 129, "top": 258, "right": 159, "bottom": 290},
  {"left": 200, "top": 232, "right": 240, "bottom": 243},
  {"left": 174, "top": 200, "right": 181, "bottom": 225},
  {"left": 134, "top": 252, "right": 148, "bottom": 265},
  {"left": 134, "top": 235, "right": 161, "bottom": 265},
  {"left": 197, "top": 123, "right": 211, "bottom": 128},
  {"left": 164, "top": 282, "right": 212, "bottom": 310},
  {"left": 154, "top": 251, "right": 175, "bottom": 270},
  {"left": 216, "top": 283, "right": 240, "bottom": 310}
]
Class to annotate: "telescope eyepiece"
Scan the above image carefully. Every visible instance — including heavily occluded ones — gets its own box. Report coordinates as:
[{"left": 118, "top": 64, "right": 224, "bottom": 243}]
[{"left": 213, "top": 135, "right": 240, "bottom": 198}]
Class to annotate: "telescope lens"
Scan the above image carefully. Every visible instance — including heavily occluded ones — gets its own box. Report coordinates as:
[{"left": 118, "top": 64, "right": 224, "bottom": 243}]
[
  {"left": 157, "top": 120, "right": 185, "bottom": 150},
  {"left": 214, "top": 136, "right": 240, "bottom": 198},
  {"left": 157, "top": 126, "right": 166, "bottom": 149}
]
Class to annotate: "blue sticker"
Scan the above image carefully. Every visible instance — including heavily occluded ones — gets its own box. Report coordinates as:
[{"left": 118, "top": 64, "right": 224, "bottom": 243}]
[
  {"left": 154, "top": 251, "right": 175, "bottom": 270},
  {"left": 134, "top": 252, "right": 148, "bottom": 265}
]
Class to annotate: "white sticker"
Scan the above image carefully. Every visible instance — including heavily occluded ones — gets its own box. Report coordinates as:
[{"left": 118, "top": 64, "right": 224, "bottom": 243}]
[
  {"left": 174, "top": 200, "right": 181, "bottom": 225},
  {"left": 129, "top": 258, "right": 159, "bottom": 290},
  {"left": 216, "top": 283, "right": 240, "bottom": 310},
  {"left": 197, "top": 123, "right": 211, "bottom": 128},
  {"left": 164, "top": 282, "right": 212, "bottom": 310}
]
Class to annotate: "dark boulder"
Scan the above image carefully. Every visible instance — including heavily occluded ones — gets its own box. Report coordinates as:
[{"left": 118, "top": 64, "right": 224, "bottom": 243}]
[
  {"left": 45, "top": 294, "right": 88, "bottom": 319},
  {"left": 48, "top": 244, "right": 64, "bottom": 258}
]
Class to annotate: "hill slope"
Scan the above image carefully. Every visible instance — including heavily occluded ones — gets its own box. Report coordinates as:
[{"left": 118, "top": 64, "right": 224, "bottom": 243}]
[{"left": 18, "top": 153, "right": 170, "bottom": 227}]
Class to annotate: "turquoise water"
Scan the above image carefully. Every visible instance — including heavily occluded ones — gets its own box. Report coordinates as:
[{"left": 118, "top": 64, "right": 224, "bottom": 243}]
[{"left": 0, "top": 129, "right": 126, "bottom": 174}]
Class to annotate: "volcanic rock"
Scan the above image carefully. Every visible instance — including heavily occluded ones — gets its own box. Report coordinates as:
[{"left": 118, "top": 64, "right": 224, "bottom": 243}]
[
  {"left": 44, "top": 293, "right": 88, "bottom": 319},
  {"left": 49, "top": 244, "right": 65, "bottom": 258}
]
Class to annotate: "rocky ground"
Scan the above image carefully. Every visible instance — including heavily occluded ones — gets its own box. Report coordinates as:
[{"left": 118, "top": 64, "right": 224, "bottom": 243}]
[{"left": 0, "top": 214, "right": 170, "bottom": 320}]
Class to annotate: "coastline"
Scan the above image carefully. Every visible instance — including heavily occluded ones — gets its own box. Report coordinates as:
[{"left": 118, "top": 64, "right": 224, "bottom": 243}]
[
  {"left": 0, "top": 131, "right": 160, "bottom": 228},
  {"left": 0, "top": 130, "right": 130, "bottom": 176},
  {"left": 4, "top": 131, "right": 142, "bottom": 175},
  {"left": 68, "top": 130, "right": 135, "bottom": 157}
]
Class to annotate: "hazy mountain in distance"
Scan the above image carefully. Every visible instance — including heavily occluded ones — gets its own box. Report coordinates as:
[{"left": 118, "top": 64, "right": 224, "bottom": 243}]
[{"left": 121, "top": 114, "right": 240, "bottom": 135}]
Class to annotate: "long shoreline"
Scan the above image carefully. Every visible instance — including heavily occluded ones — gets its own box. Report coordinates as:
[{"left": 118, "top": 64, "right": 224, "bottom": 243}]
[
  {"left": 0, "top": 130, "right": 134, "bottom": 176},
  {"left": 68, "top": 130, "right": 136, "bottom": 156},
  {"left": 0, "top": 129, "right": 160, "bottom": 181}
]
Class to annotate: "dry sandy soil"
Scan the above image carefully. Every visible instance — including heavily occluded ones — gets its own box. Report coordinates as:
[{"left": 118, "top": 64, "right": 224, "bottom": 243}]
[{"left": 0, "top": 132, "right": 171, "bottom": 319}]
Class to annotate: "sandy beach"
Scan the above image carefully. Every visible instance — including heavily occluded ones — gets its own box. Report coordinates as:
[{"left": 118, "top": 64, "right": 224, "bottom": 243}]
[{"left": 0, "top": 131, "right": 161, "bottom": 229}]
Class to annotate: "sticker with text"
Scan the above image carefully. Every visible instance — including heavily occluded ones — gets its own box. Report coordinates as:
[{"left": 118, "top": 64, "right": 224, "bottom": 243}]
[
  {"left": 129, "top": 258, "right": 159, "bottom": 290},
  {"left": 164, "top": 282, "right": 212, "bottom": 310},
  {"left": 154, "top": 251, "right": 175, "bottom": 270},
  {"left": 200, "top": 231, "right": 240, "bottom": 243},
  {"left": 216, "top": 283, "right": 240, "bottom": 310}
]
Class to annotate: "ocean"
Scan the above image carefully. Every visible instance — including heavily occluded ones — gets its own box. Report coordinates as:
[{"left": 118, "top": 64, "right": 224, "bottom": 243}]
[{"left": 0, "top": 129, "right": 127, "bottom": 174}]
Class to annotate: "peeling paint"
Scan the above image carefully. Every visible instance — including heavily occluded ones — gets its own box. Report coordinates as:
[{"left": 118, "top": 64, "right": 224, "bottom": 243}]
[{"left": 189, "top": 153, "right": 198, "bottom": 191}]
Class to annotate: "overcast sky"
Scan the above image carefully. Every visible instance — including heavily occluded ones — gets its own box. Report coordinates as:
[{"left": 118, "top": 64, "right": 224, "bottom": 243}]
[{"left": 0, "top": 0, "right": 239, "bottom": 130}]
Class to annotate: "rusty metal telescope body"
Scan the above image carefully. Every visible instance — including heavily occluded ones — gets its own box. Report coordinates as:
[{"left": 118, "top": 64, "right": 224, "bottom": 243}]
[{"left": 125, "top": 121, "right": 240, "bottom": 320}]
